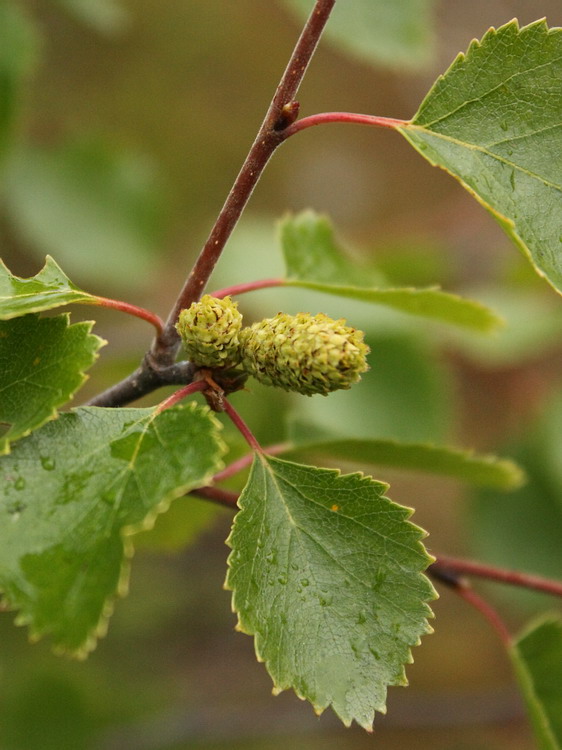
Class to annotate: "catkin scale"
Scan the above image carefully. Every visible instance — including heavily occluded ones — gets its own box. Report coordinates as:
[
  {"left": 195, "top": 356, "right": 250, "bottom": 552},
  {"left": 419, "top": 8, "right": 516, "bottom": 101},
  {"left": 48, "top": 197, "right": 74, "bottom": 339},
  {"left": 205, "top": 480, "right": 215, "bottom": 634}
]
[
  {"left": 241, "top": 312, "right": 369, "bottom": 396},
  {"left": 176, "top": 295, "right": 243, "bottom": 368}
]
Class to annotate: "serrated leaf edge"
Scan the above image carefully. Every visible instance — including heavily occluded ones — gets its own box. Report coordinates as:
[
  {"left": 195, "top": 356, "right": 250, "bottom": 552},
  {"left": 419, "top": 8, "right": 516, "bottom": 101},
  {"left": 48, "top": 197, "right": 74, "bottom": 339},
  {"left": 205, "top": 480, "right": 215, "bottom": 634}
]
[
  {"left": 1, "top": 401, "right": 227, "bottom": 658},
  {"left": 400, "top": 18, "right": 562, "bottom": 295},
  {"left": 225, "top": 454, "right": 437, "bottom": 730},
  {"left": 0, "top": 255, "right": 94, "bottom": 320},
  {"left": 0, "top": 314, "right": 106, "bottom": 455}
]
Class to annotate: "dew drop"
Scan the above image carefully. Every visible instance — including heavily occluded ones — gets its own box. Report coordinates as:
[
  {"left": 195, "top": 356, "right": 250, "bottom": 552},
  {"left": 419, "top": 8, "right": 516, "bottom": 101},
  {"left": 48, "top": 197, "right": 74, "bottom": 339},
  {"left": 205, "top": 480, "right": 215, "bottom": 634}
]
[
  {"left": 277, "top": 575, "right": 287, "bottom": 585},
  {"left": 300, "top": 578, "right": 310, "bottom": 587},
  {"left": 40, "top": 456, "right": 55, "bottom": 471},
  {"left": 356, "top": 611, "right": 367, "bottom": 625},
  {"left": 319, "top": 595, "right": 333, "bottom": 607},
  {"left": 14, "top": 477, "right": 25, "bottom": 490},
  {"left": 500, "top": 120, "right": 508, "bottom": 131}
]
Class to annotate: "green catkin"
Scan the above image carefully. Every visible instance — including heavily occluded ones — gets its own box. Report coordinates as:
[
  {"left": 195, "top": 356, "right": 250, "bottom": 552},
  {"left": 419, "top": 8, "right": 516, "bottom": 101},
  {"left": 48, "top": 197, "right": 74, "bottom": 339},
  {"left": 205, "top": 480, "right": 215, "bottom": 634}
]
[
  {"left": 176, "top": 294, "right": 243, "bottom": 368},
  {"left": 241, "top": 311, "right": 369, "bottom": 396}
]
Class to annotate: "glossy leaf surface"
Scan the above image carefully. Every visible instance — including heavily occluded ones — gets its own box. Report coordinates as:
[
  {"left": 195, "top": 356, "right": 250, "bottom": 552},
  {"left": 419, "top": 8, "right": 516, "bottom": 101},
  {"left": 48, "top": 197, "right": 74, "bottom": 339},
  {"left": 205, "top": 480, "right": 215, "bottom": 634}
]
[
  {"left": 0, "top": 314, "right": 103, "bottom": 454},
  {"left": 0, "top": 403, "right": 225, "bottom": 654},
  {"left": 226, "top": 454, "right": 435, "bottom": 729},
  {"left": 400, "top": 21, "right": 562, "bottom": 293}
]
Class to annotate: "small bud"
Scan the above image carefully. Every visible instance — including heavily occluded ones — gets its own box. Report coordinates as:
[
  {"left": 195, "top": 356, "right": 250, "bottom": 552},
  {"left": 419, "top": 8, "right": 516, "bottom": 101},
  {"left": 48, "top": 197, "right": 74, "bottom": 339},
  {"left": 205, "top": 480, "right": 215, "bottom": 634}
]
[
  {"left": 176, "top": 295, "right": 243, "bottom": 368},
  {"left": 241, "top": 312, "right": 369, "bottom": 396}
]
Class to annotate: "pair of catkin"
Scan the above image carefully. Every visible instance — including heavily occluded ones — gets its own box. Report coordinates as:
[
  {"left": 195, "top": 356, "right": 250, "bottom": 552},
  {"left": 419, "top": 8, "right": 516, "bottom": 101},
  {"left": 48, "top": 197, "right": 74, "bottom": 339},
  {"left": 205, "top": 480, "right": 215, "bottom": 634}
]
[{"left": 176, "top": 294, "right": 369, "bottom": 396}]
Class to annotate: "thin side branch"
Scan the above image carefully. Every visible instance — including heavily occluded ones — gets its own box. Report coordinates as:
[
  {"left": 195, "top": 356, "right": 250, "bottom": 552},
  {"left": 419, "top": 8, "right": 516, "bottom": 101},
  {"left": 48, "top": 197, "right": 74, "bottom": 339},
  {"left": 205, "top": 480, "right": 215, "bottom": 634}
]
[
  {"left": 223, "top": 399, "right": 262, "bottom": 453},
  {"left": 429, "top": 565, "right": 511, "bottom": 646},
  {"left": 191, "top": 486, "right": 240, "bottom": 509},
  {"left": 213, "top": 442, "right": 290, "bottom": 483},
  {"left": 91, "top": 296, "right": 164, "bottom": 333},
  {"left": 282, "top": 112, "right": 408, "bottom": 138},
  {"left": 432, "top": 555, "right": 562, "bottom": 599},
  {"left": 211, "top": 278, "right": 284, "bottom": 299}
]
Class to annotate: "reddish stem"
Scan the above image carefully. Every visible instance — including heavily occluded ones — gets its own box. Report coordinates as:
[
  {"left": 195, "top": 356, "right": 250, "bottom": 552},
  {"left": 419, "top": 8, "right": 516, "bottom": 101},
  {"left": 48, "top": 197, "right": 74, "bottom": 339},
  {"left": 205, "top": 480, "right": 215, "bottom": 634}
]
[
  {"left": 429, "top": 565, "right": 511, "bottom": 646},
  {"left": 213, "top": 442, "right": 290, "bottom": 483},
  {"left": 192, "top": 486, "right": 240, "bottom": 509},
  {"left": 433, "top": 555, "right": 562, "bottom": 599},
  {"left": 211, "top": 278, "right": 284, "bottom": 299},
  {"left": 156, "top": 0, "right": 336, "bottom": 356},
  {"left": 154, "top": 380, "right": 207, "bottom": 414},
  {"left": 223, "top": 399, "right": 262, "bottom": 453},
  {"left": 456, "top": 585, "right": 512, "bottom": 646},
  {"left": 91, "top": 296, "right": 164, "bottom": 333},
  {"left": 283, "top": 112, "right": 409, "bottom": 139}
]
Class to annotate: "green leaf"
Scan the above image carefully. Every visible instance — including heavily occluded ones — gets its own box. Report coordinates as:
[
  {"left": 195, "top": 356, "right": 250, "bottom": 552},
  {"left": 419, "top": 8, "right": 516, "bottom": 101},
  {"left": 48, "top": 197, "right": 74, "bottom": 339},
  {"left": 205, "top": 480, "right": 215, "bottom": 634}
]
[
  {"left": 0, "top": 403, "right": 225, "bottom": 654},
  {"left": 2, "top": 139, "right": 165, "bottom": 290},
  {"left": 0, "top": 314, "right": 103, "bottom": 454},
  {"left": 400, "top": 21, "right": 562, "bottom": 294},
  {"left": 281, "top": 212, "right": 502, "bottom": 332},
  {"left": 50, "top": 0, "right": 129, "bottom": 34},
  {"left": 0, "top": 256, "right": 97, "bottom": 320},
  {"left": 280, "top": 0, "right": 435, "bottom": 70},
  {"left": 282, "top": 437, "right": 525, "bottom": 490},
  {"left": 511, "top": 618, "right": 562, "bottom": 749},
  {"left": 226, "top": 455, "right": 435, "bottom": 729},
  {"left": 0, "top": 2, "right": 38, "bottom": 163}
]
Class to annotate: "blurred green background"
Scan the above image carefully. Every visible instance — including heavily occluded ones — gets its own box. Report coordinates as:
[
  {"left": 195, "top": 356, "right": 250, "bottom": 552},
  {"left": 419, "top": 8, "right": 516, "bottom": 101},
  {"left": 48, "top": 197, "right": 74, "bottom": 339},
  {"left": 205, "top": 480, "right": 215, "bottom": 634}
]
[{"left": 1, "top": 1, "right": 562, "bottom": 748}]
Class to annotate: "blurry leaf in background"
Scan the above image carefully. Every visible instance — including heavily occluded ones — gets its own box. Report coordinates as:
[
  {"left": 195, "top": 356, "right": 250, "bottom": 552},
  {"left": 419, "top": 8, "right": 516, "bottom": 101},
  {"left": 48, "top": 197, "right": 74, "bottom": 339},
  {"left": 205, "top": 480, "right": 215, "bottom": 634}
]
[
  {"left": 400, "top": 21, "right": 562, "bottom": 295},
  {"left": 0, "top": 314, "right": 103, "bottom": 454},
  {"left": 280, "top": 210, "right": 384, "bottom": 287},
  {"left": 280, "top": 0, "right": 435, "bottom": 69},
  {"left": 288, "top": 332, "right": 452, "bottom": 444},
  {"left": 281, "top": 211, "right": 503, "bottom": 332},
  {"left": 371, "top": 239, "right": 455, "bottom": 288},
  {"left": 444, "top": 286, "right": 562, "bottom": 367},
  {"left": 226, "top": 455, "right": 435, "bottom": 729},
  {"left": 0, "top": 2, "right": 38, "bottom": 164},
  {"left": 512, "top": 618, "right": 562, "bottom": 750},
  {"left": 282, "top": 435, "right": 525, "bottom": 490},
  {"left": 50, "top": 0, "right": 129, "bottom": 34},
  {"left": 1, "top": 671, "right": 95, "bottom": 750},
  {"left": 1, "top": 138, "right": 167, "bottom": 291},
  {"left": 469, "top": 392, "right": 562, "bottom": 611}
]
